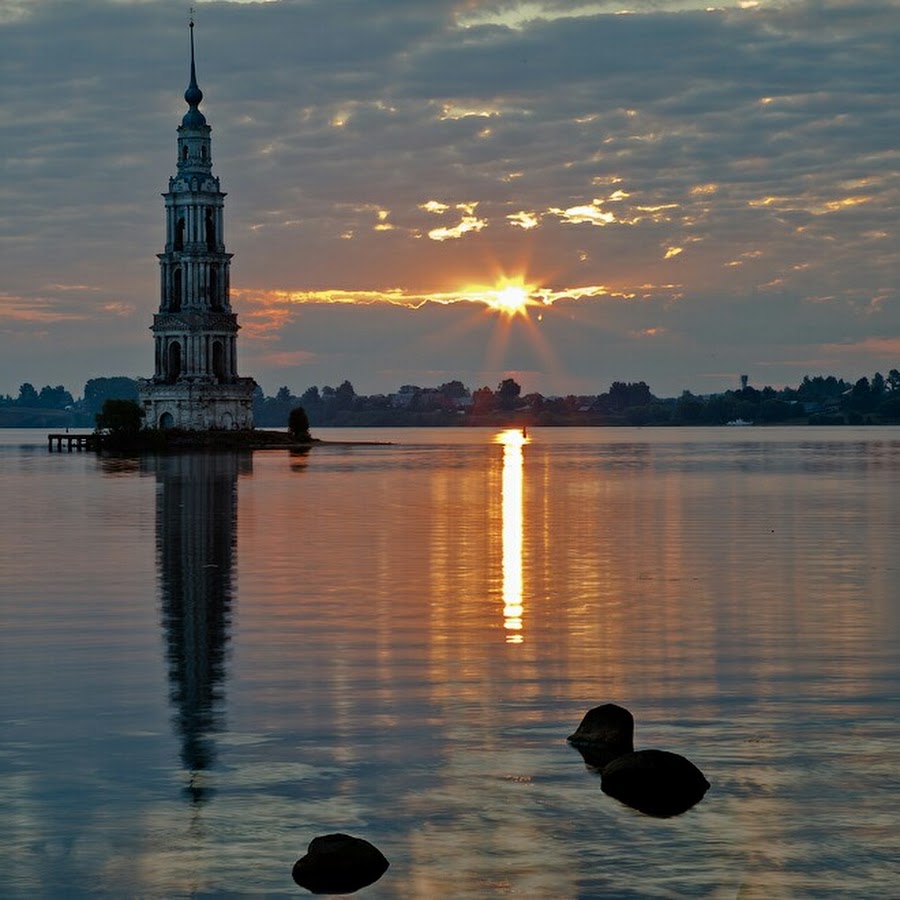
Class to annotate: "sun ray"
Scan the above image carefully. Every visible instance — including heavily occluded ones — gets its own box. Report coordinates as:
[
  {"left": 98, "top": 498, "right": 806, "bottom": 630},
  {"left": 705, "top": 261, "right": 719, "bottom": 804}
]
[{"left": 482, "top": 310, "right": 513, "bottom": 376}]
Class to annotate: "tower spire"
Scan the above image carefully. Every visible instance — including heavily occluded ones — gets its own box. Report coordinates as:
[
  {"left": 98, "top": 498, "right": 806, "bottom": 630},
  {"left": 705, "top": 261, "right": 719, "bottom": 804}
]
[{"left": 184, "top": 12, "right": 204, "bottom": 116}]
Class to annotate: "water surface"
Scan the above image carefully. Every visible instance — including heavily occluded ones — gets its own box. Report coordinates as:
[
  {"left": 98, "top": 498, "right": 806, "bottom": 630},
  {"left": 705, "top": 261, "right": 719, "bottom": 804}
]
[{"left": 2, "top": 427, "right": 898, "bottom": 897}]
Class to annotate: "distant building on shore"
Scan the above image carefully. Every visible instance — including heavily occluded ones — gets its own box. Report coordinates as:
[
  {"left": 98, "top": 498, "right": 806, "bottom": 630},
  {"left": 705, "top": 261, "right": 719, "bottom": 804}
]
[{"left": 138, "top": 20, "right": 256, "bottom": 430}]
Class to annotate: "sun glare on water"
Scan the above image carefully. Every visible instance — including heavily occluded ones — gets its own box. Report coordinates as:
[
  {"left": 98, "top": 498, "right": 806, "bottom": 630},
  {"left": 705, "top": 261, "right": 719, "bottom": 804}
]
[{"left": 498, "top": 428, "right": 527, "bottom": 643}]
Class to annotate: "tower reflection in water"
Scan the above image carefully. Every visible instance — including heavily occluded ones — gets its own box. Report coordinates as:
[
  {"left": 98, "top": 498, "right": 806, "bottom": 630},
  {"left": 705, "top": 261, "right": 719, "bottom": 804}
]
[
  {"left": 150, "top": 452, "right": 251, "bottom": 802},
  {"left": 498, "top": 429, "right": 527, "bottom": 644}
]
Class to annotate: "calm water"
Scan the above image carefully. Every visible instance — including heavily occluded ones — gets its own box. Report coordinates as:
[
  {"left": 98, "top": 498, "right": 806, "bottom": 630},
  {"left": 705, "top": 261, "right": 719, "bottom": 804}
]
[{"left": 1, "top": 427, "right": 898, "bottom": 898}]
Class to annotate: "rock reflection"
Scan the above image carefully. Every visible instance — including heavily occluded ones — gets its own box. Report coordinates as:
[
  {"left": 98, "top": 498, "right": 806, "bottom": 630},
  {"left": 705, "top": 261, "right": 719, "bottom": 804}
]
[
  {"left": 498, "top": 429, "right": 527, "bottom": 644},
  {"left": 149, "top": 452, "right": 251, "bottom": 802}
]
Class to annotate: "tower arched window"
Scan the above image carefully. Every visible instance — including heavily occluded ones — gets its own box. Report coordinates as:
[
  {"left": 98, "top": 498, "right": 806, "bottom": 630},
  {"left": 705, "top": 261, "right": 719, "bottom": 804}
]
[
  {"left": 212, "top": 341, "right": 226, "bottom": 382},
  {"left": 172, "top": 268, "right": 182, "bottom": 312},
  {"left": 182, "top": 146, "right": 189, "bottom": 161},
  {"left": 209, "top": 266, "right": 221, "bottom": 311},
  {"left": 205, "top": 209, "right": 216, "bottom": 250},
  {"left": 166, "top": 342, "right": 182, "bottom": 384},
  {"left": 174, "top": 217, "right": 185, "bottom": 251}
]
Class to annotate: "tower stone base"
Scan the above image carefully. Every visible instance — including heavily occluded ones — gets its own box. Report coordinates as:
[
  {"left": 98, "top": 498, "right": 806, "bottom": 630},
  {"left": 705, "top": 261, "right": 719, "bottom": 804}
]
[{"left": 138, "top": 377, "right": 256, "bottom": 430}]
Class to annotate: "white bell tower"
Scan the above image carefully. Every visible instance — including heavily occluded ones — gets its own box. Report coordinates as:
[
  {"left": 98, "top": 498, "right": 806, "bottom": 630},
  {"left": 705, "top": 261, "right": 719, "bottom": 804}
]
[{"left": 139, "top": 18, "right": 256, "bottom": 430}]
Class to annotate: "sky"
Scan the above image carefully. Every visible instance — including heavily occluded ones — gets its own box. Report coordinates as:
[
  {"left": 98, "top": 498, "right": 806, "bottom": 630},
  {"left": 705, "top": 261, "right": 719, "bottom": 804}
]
[{"left": 1, "top": 0, "right": 899, "bottom": 400}]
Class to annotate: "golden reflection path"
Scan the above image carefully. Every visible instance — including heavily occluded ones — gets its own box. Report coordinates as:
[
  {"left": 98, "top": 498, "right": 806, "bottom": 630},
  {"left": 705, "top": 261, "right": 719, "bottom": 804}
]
[{"left": 498, "top": 428, "right": 527, "bottom": 643}]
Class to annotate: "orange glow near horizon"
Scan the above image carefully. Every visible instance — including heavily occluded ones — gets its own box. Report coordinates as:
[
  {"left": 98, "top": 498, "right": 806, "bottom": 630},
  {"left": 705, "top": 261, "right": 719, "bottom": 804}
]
[
  {"left": 498, "top": 428, "right": 527, "bottom": 644},
  {"left": 235, "top": 274, "right": 638, "bottom": 383},
  {"left": 231, "top": 279, "right": 658, "bottom": 341}
]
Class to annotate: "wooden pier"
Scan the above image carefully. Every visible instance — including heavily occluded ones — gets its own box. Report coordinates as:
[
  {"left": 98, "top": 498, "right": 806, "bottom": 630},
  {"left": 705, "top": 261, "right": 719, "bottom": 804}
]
[{"left": 48, "top": 433, "right": 102, "bottom": 452}]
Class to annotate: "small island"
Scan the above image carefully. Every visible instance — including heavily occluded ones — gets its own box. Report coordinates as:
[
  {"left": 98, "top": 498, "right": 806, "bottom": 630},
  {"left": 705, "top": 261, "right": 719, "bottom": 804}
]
[
  {"left": 49, "top": 401, "right": 320, "bottom": 453},
  {"left": 48, "top": 402, "right": 391, "bottom": 453}
]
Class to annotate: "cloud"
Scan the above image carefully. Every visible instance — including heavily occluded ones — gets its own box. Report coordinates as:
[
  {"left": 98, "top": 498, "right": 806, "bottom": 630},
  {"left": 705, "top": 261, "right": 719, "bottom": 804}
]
[
  {"left": 0, "top": 292, "right": 87, "bottom": 324},
  {"left": 549, "top": 202, "right": 617, "bottom": 227},
  {"left": 427, "top": 216, "right": 488, "bottom": 241},
  {"left": 507, "top": 210, "right": 540, "bottom": 229}
]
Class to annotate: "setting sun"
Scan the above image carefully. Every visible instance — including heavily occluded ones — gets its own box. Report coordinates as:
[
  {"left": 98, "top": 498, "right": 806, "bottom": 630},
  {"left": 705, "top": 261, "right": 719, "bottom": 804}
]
[
  {"left": 492, "top": 285, "right": 530, "bottom": 314},
  {"left": 454, "top": 276, "right": 539, "bottom": 318},
  {"left": 481, "top": 279, "right": 536, "bottom": 317}
]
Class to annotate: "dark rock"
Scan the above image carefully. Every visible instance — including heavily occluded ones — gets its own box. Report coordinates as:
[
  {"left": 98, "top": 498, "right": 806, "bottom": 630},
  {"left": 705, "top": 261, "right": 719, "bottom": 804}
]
[
  {"left": 292, "top": 833, "right": 389, "bottom": 894},
  {"left": 569, "top": 742, "right": 623, "bottom": 771},
  {"left": 601, "top": 748, "right": 710, "bottom": 817},
  {"left": 567, "top": 704, "right": 710, "bottom": 816},
  {"left": 566, "top": 703, "right": 635, "bottom": 769}
]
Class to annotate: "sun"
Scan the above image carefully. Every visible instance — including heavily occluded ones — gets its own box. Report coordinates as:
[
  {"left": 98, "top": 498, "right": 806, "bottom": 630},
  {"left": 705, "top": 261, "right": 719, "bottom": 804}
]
[
  {"left": 487, "top": 281, "right": 533, "bottom": 317},
  {"left": 457, "top": 275, "right": 540, "bottom": 318}
]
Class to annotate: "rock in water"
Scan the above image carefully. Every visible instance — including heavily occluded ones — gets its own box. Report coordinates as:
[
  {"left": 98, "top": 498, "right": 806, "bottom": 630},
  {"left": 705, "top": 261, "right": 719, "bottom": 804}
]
[
  {"left": 292, "top": 833, "right": 389, "bottom": 894},
  {"left": 600, "top": 748, "right": 710, "bottom": 817},
  {"left": 566, "top": 703, "right": 635, "bottom": 769},
  {"left": 567, "top": 704, "right": 710, "bottom": 815}
]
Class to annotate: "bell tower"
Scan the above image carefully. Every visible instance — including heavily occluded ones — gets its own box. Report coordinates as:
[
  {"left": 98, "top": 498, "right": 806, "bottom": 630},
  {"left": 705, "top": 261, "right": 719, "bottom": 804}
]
[{"left": 139, "top": 18, "right": 256, "bottom": 431}]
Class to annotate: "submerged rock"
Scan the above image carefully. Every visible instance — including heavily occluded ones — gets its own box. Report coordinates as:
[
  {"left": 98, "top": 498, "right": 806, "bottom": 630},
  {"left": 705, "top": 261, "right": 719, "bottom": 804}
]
[
  {"left": 292, "top": 833, "right": 389, "bottom": 895},
  {"left": 566, "top": 703, "right": 635, "bottom": 769},
  {"left": 601, "top": 748, "right": 710, "bottom": 817},
  {"left": 567, "top": 703, "right": 709, "bottom": 816}
]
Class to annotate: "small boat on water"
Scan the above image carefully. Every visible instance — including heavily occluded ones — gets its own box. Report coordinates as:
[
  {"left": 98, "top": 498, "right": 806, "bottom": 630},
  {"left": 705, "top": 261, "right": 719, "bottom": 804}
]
[{"left": 726, "top": 418, "right": 752, "bottom": 426}]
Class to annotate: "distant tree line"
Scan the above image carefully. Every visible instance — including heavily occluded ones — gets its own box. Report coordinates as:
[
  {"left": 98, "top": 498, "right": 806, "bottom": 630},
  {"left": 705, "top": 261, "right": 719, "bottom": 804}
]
[
  {"left": 251, "top": 370, "right": 900, "bottom": 428},
  {"left": 3, "top": 370, "right": 900, "bottom": 428},
  {"left": 0, "top": 377, "right": 138, "bottom": 428}
]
